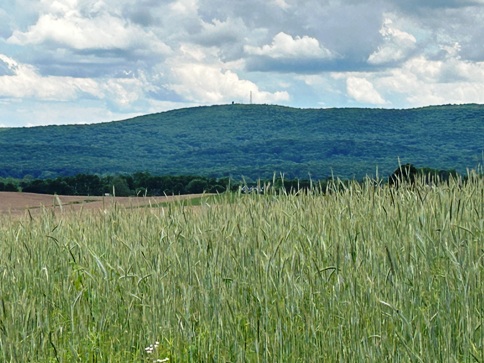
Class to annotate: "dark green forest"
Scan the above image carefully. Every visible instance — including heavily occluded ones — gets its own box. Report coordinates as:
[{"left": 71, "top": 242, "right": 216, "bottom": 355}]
[{"left": 0, "top": 103, "right": 482, "bottom": 181}]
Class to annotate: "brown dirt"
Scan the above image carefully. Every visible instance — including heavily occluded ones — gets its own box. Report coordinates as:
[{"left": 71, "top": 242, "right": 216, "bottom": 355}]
[{"left": 0, "top": 191, "right": 202, "bottom": 217}]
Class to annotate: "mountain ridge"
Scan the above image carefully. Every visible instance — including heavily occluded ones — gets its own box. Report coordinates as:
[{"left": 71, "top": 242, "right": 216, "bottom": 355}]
[{"left": 0, "top": 103, "right": 482, "bottom": 180}]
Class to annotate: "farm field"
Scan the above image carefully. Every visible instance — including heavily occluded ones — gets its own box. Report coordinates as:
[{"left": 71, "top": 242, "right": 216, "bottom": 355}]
[
  {"left": 0, "top": 192, "right": 202, "bottom": 217},
  {"left": 0, "top": 175, "right": 482, "bottom": 362}
]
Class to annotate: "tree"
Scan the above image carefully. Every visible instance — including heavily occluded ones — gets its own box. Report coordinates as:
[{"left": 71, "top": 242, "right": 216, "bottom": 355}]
[
  {"left": 186, "top": 178, "right": 208, "bottom": 194},
  {"left": 71, "top": 174, "right": 104, "bottom": 195},
  {"left": 110, "top": 176, "right": 131, "bottom": 196},
  {"left": 388, "top": 164, "right": 418, "bottom": 187},
  {"left": 132, "top": 172, "right": 153, "bottom": 194},
  {"left": 47, "top": 178, "right": 74, "bottom": 195},
  {"left": 22, "top": 179, "right": 48, "bottom": 193},
  {"left": 3, "top": 182, "right": 18, "bottom": 192}
]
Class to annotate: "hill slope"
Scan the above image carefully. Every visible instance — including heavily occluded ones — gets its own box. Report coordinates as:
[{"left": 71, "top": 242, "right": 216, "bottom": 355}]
[{"left": 0, "top": 104, "right": 482, "bottom": 179}]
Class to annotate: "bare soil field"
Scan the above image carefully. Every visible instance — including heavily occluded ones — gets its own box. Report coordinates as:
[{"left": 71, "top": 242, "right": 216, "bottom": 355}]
[{"left": 0, "top": 191, "right": 201, "bottom": 217}]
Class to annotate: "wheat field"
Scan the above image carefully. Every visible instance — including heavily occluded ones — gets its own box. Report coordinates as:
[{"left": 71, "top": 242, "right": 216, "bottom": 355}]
[{"left": 0, "top": 174, "right": 482, "bottom": 362}]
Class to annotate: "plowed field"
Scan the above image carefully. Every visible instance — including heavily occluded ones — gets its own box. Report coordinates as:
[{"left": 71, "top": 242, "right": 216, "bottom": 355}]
[{"left": 0, "top": 192, "right": 199, "bottom": 217}]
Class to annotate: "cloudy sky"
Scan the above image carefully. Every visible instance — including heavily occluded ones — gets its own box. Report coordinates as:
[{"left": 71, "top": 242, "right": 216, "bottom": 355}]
[{"left": 1, "top": 0, "right": 483, "bottom": 127}]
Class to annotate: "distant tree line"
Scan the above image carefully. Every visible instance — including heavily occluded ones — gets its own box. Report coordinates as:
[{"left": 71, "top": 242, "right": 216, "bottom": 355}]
[
  {"left": 0, "top": 179, "right": 18, "bottom": 192},
  {"left": 0, "top": 166, "right": 468, "bottom": 196},
  {"left": 0, "top": 173, "right": 230, "bottom": 196},
  {"left": 388, "top": 164, "right": 461, "bottom": 188},
  {"left": 0, "top": 172, "right": 326, "bottom": 196}
]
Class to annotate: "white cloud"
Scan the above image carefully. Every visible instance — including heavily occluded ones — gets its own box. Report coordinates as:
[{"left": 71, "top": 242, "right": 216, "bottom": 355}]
[
  {"left": 170, "top": 0, "right": 199, "bottom": 16},
  {"left": 0, "top": 54, "right": 100, "bottom": 100},
  {"left": 104, "top": 78, "right": 145, "bottom": 107},
  {"left": 166, "top": 61, "right": 289, "bottom": 104},
  {"left": 7, "top": 5, "right": 170, "bottom": 55},
  {"left": 368, "top": 18, "right": 417, "bottom": 65},
  {"left": 346, "top": 77, "right": 386, "bottom": 105},
  {"left": 441, "top": 42, "right": 461, "bottom": 59},
  {"left": 0, "top": 54, "right": 158, "bottom": 108},
  {"left": 377, "top": 56, "right": 484, "bottom": 106},
  {"left": 196, "top": 17, "right": 246, "bottom": 47},
  {"left": 273, "top": 0, "right": 290, "bottom": 10},
  {"left": 0, "top": 54, "right": 18, "bottom": 74},
  {"left": 245, "top": 32, "right": 333, "bottom": 59},
  {"left": 161, "top": 40, "right": 290, "bottom": 104},
  {"left": 405, "top": 55, "right": 484, "bottom": 84}
]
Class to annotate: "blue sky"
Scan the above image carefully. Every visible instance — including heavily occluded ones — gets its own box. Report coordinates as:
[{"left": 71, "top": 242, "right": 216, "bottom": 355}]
[{"left": 1, "top": 0, "right": 483, "bottom": 126}]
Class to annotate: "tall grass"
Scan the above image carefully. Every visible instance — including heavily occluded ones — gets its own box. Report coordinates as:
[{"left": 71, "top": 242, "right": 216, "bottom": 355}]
[{"left": 0, "top": 172, "right": 482, "bottom": 362}]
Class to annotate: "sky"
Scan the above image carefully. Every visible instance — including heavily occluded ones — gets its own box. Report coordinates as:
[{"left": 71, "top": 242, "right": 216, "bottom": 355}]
[{"left": 1, "top": 0, "right": 483, "bottom": 127}]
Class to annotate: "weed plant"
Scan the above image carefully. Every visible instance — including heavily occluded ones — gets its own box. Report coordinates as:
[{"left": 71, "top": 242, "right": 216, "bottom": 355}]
[{"left": 0, "top": 172, "right": 482, "bottom": 362}]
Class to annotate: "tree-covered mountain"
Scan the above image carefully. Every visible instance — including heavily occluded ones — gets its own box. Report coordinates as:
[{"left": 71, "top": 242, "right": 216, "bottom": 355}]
[{"left": 0, "top": 103, "right": 482, "bottom": 180}]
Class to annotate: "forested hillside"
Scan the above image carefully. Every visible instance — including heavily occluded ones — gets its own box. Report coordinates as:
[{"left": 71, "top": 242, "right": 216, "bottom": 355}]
[{"left": 0, "top": 104, "right": 482, "bottom": 180}]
